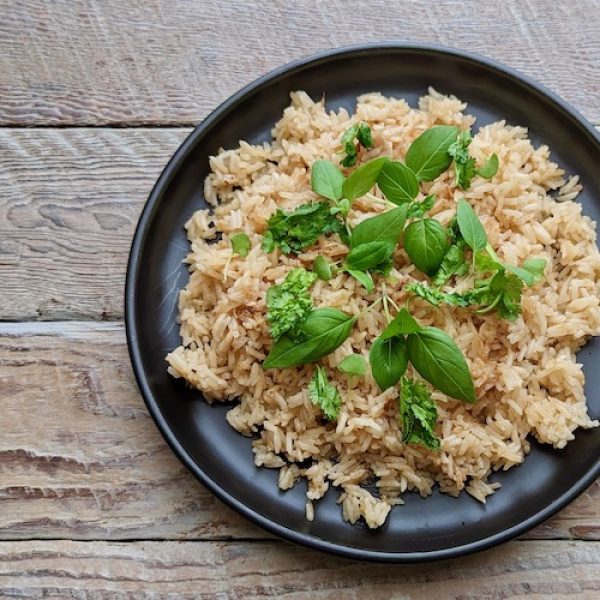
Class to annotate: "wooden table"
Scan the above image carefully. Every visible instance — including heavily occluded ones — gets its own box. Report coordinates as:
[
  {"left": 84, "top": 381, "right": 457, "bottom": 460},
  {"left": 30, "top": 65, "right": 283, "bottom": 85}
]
[{"left": 1, "top": 1, "right": 599, "bottom": 596}]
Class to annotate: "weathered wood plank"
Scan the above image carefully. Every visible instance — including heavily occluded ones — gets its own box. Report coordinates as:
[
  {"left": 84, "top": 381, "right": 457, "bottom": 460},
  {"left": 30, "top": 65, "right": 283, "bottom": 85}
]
[
  {"left": 0, "top": 540, "right": 599, "bottom": 598},
  {"left": 0, "top": 128, "right": 190, "bottom": 320},
  {"left": 1, "top": 0, "right": 600, "bottom": 126},
  {"left": 0, "top": 321, "right": 598, "bottom": 541}
]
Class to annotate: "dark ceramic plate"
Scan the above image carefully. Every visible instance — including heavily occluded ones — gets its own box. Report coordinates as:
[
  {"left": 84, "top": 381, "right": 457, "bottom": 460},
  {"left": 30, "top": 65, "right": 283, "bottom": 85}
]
[{"left": 126, "top": 43, "right": 600, "bottom": 562}]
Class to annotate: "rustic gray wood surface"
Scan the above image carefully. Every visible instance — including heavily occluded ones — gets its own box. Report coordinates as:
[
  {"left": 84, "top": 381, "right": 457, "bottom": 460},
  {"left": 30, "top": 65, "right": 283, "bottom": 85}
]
[{"left": 1, "top": 0, "right": 599, "bottom": 597}]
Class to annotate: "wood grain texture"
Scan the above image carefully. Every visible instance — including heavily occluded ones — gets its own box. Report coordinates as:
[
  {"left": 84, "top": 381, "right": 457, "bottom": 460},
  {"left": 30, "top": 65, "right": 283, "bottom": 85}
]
[
  {"left": 1, "top": 0, "right": 600, "bottom": 126},
  {"left": 1, "top": 540, "right": 599, "bottom": 598},
  {"left": 0, "top": 128, "right": 190, "bottom": 320},
  {"left": 0, "top": 321, "right": 598, "bottom": 542}
]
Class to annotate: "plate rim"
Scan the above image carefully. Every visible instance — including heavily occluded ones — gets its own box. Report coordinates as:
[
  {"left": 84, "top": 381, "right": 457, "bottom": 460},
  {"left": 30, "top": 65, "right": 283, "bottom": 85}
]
[{"left": 125, "top": 42, "right": 600, "bottom": 563}]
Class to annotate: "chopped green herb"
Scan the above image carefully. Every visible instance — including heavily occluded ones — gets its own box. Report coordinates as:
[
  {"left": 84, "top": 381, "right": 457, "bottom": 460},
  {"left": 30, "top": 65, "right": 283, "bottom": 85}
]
[
  {"left": 399, "top": 377, "right": 440, "bottom": 450},
  {"left": 476, "top": 154, "right": 499, "bottom": 179},
  {"left": 406, "top": 326, "right": 476, "bottom": 403},
  {"left": 432, "top": 239, "right": 469, "bottom": 286},
  {"left": 340, "top": 122, "right": 373, "bottom": 168},
  {"left": 313, "top": 255, "right": 333, "bottom": 281},
  {"left": 266, "top": 268, "right": 317, "bottom": 340},
  {"left": 311, "top": 160, "right": 345, "bottom": 201},
  {"left": 262, "top": 202, "right": 344, "bottom": 255},
  {"left": 337, "top": 354, "right": 367, "bottom": 376},
  {"left": 406, "top": 281, "right": 470, "bottom": 307},
  {"left": 466, "top": 268, "right": 524, "bottom": 321},
  {"left": 263, "top": 308, "right": 356, "bottom": 369},
  {"left": 448, "top": 130, "right": 476, "bottom": 190},
  {"left": 403, "top": 218, "right": 450, "bottom": 276},
  {"left": 405, "top": 125, "right": 459, "bottom": 181},
  {"left": 308, "top": 366, "right": 341, "bottom": 420},
  {"left": 230, "top": 232, "right": 251, "bottom": 257},
  {"left": 377, "top": 160, "right": 419, "bottom": 205}
]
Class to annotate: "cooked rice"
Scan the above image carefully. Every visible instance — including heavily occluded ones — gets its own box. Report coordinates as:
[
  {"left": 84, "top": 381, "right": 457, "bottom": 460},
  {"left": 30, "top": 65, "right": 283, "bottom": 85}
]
[{"left": 166, "top": 88, "right": 600, "bottom": 529}]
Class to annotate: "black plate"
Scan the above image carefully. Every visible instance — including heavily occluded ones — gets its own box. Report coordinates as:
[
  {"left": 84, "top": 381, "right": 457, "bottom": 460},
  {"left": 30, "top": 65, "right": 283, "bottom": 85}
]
[{"left": 126, "top": 43, "right": 600, "bottom": 562}]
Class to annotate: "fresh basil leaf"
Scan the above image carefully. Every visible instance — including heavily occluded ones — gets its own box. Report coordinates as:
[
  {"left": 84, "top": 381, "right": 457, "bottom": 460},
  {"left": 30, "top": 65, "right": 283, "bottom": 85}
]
[
  {"left": 264, "top": 308, "right": 356, "bottom": 369},
  {"left": 407, "top": 194, "right": 436, "bottom": 219},
  {"left": 405, "top": 125, "right": 459, "bottom": 181},
  {"left": 337, "top": 354, "right": 367, "bottom": 376},
  {"left": 345, "top": 269, "right": 374, "bottom": 293},
  {"left": 370, "top": 335, "right": 408, "bottom": 391},
  {"left": 380, "top": 308, "right": 421, "bottom": 340},
  {"left": 230, "top": 233, "right": 251, "bottom": 257},
  {"left": 476, "top": 154, "right": 499, "bottom": 179},
  {"left": 345, "top": 240, "right": 395, "bottom": 271},
  {"left": 406, "top": 281, "right": 470, "bottom": 308},
  {"left": 311, "top": 160, "right": 345, "bottom": 201},
  {"left": 308, "top": 366, "right": 341, "bottom": 420},
  {"left": 377, "top": 160, "right": 419, "bottom": 205},
  {"left": 407, "top": 326, "right": 476, "bottom": 403},
  {"left": 403, "top": 218, "right": 450, "bottom": 276},
  {"left": 342, "top": 157, "right": 388, "bottom": 201},
  {"left": 399, "top": 377, "right": 440, "bottom": 450},
  {"left": 350, "top": 204, "right": 409, "bottom": 248},
  {"left": 448, "top": 130, "right": 476, "bottom": 190},
  {"left": 456, "top": 198, "right": 487, "bottom": 252},
  {"left": 330, "top": 197, "right": 351, "bottom": 216},
  {"left": 313, "top": 256, "right": 333, "bottom": 281}
]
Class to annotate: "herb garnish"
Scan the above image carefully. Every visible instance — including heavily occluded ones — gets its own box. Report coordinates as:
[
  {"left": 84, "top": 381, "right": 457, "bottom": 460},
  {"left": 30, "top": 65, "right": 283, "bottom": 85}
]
[
  {"left": 337, "top": 354, "right": 367, "bottom": 376},
  {"left": 311, "top": 160, "right": 345, "bottom": 201},
  {"left": 230, "top": 232, "right": 251, "bottom": 257},
  {"left": 340, "top": 122, "right": 373, "bottom": 168},
  {"left": 308, "top": 366, "right": 341, "bottom": 420},
  {"left": 342, "top": 157, "right": 388, "bottom": 201},
  {"left": 313, "top": 255, "right": 333, "bottom": 281},
  {"left": 399, "top": 377, "right": 440, "bottom": 450},
  {"left": 377, "top": 160, "right": 419, "bottom": 205},
  {"left": 266, "top": 268, "right": 317, "bottom": 341},
  {"left": 264, "top": 308, "right": 357, "bottom": 369},
  {"left": 476, "top": 154, "right": 499, "bottom": 180},
  {"left": 448, "top": 130, "right": 476, "bottom": 190},
  {"left": 370, "top": 335, "right": 409, "bottom": 391},
  {"left": 405, "top": 125, "right": 459, "bottom": 181},
  {"left": 403, "top": 218, "right": 450, "bottom": 276},
  {"left": 262, "top": 202, "right": 344, "bottom": 254},
  {"left": 406, "top": 281, "right": 470, "bottom": 307}
]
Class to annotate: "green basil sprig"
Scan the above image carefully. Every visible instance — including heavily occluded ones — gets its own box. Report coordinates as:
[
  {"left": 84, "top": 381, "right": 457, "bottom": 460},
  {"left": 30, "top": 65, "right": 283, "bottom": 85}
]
[
  {"left": 263, "top": 308, "right": 356, "bottom": 368},
  {"left": 369, "top": 336, "right": 408, "bottom": 391},
  {"left": 350, "top": 205, "right": 408, "bottom": 248},
  {"left": 403, "top": 218, "right": 450, "bottom": 276},
  {"left": 456, "top": 198, "right": 487, "bottom": 252},
  {"left": 377, "top": 160, "right": 419, "bottom": 205},
  {"left": 311, "top": 160, "right": 345, "bottom": 201},
  {"left": 342, "top": 157, "right": 388, "bottom": 201},
  {"left": 405, "top": 125, "right": 459, "bottom": 181}
]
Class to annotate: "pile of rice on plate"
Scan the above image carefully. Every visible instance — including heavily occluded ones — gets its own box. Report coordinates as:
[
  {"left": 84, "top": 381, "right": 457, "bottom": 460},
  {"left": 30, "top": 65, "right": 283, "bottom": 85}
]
[{"left": 166, "top": 89, "right": 600, "bottom": 529}]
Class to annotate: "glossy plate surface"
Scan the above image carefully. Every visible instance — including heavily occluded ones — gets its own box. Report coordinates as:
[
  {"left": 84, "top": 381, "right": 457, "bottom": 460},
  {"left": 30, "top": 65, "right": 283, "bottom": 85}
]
[{"left": 126, "top": 44, "right": 600, "bottom": 562}]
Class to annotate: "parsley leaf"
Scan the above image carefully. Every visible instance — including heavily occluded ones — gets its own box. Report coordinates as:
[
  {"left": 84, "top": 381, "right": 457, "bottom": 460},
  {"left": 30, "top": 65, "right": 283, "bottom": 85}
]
[
  {"left": 230, "top": 232, "right": 251, "bottom": 257},
  {"left": 399, "top": 377, "right": 440, "bottom": 450},
  {"left": 406, "top": 281, "right": 470, "bottom": 307},
  {"left": 340, "top": 122, "right": 373, "bottom": 168},
  {"left": 266, "top": 268, "right": 317, "bottom": 340},
  {"left": 308, "top": 366, "right": 342, "bottom": 420},
  {"left": 466, "top": 268, "right": 523, "bottom": 321},
  {"left": 432, "top": 239, "right": 469, "bottom": 286},
  {"left": 262, "top": 202, "right": 344, "bottom": 254},
  {"left": 448, "top": 130, "right": 476, "bottom": 190}
]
